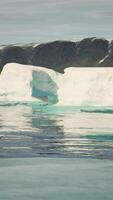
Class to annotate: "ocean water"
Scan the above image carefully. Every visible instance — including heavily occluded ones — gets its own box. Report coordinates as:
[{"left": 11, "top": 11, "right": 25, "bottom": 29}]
[
  {"left": 1, "top": 64, "right": 113, "bottom": 199},
  {"left": 1, "top": 104, "right": 113, "bottom": 199},
  {"left": 0, "top": 157, "right": 113, "bottom": 200},
  {"left": 0, "top": 104, "right": 113, "bottom": 160}
]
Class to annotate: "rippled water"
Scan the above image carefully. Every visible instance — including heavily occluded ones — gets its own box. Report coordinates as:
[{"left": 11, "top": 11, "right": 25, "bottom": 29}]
[{"left": 0, "top": 104, "right": 113, "bottom": 160}]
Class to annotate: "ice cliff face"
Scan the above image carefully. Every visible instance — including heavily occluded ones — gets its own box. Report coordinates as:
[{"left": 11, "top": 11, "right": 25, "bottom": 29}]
[
  {"left": 0, "top": 63, "right": 59, "bottom": 104},
  {"left": 1, "top": 63, "right": 113, "bottom": 106},
  {"left": 0, "top": 37, "right": 112, "bottom": 73}
]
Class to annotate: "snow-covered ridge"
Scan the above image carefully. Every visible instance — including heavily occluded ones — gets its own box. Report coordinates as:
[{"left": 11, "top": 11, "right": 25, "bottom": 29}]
[{"left": 1, "top": 63, "right": 113, "bottom": 106}]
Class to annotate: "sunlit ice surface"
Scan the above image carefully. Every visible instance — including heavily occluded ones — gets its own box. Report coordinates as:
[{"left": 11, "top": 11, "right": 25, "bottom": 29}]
[{"left": 1, "top": 63, "right": 113, "bottom": 106}]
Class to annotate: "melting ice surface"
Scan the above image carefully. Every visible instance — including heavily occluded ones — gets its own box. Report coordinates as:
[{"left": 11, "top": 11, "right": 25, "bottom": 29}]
[{"left": 1, "top": 63, "right": 113, "bottom": 106}]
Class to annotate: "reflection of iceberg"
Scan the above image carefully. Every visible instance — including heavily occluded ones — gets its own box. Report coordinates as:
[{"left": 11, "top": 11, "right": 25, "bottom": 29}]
[
  {"left": 1, "top": 63, "right": 113, "bottom": 106},
  {"left": 1, "top": 104, "right": 113, "bottom": 159},
  {"left": 0, "top": 106, "right": 32, "bottom": 132},
  {"left": 55, "top": 112, "right": 113, "bottom": 135}
]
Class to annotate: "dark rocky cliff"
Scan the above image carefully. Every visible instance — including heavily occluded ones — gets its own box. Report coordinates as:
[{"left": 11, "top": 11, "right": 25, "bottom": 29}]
[{"left": 0, "top": 37, "right": 112, "bottom": 73}]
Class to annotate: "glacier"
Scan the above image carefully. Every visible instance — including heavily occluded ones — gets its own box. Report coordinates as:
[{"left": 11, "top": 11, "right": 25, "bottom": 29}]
[{"left": 0, "top": 63, "right": 113, "bottom": 106}]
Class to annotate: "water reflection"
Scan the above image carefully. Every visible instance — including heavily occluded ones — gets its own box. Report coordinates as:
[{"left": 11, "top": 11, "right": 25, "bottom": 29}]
[{"left": 0, "top": 105, "right": 113, "bottom": 159}]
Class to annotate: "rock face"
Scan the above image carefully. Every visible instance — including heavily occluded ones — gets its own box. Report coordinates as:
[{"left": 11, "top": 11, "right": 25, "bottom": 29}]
[
  {"left": 0, "top": 44, "right": 33, "bottom": 72},
  {"left": 75, "top": 38, "right": 108, "bottom": 67},
  {"left": 29, "top": 41, "right": 77, "bottom": 72},
  {"left": 0, "top": 37, "right": 112, "bottom": 73},
  {"left": 98, "top": 40, "right": 113, "bottom": 67}
]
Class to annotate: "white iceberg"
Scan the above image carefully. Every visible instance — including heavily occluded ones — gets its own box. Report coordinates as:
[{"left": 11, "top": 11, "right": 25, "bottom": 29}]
[{"left": 0, "top": 63, "right": 113, "bottom": 106}]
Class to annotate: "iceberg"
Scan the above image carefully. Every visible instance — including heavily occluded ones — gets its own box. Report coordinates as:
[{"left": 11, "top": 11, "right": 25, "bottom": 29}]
[
  {"left": 0, "top": 63, "right": 59, "bottom": 104},
  {"left": 1, "top": 63, "right": 113, "bottom": 106},
  {"left": 58, "top": 67, "right": 113, "bottom": 106}
]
